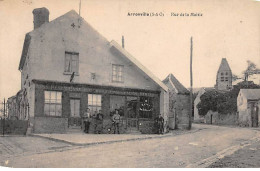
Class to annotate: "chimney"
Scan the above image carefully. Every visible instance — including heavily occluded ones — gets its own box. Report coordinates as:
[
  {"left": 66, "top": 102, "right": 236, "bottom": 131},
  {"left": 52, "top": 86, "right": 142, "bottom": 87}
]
[
  {"left": 122, "top": 35, "right": 125, "bottom": 48},
  {"left": 32, "top": 7, "right": 49, "bottom": 29}
]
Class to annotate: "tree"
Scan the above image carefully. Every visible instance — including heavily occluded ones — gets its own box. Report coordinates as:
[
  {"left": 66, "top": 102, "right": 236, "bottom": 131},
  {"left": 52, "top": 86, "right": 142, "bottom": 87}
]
[
  {"left": 243, "top": 60, "right": 260, "bottom": 81},
  {"left": 197, "top": 81, "right": 260, "bottom": 116},
  {"left": 232, "top": 60, "right": 260, "bottom": 83}
]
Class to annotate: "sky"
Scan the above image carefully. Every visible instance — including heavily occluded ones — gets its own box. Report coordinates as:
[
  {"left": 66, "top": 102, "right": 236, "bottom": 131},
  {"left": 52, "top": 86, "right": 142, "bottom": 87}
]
[{"left": 0, "top": 0, "right": 259, "bottom": 101}]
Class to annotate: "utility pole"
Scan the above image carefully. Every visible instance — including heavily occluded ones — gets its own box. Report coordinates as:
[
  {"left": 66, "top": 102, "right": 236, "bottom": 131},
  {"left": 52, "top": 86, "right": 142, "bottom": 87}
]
[
  {"left": 3, "top": 98, "right": 5, "bottom": 136},
  {"left": 79, "top": 0, "right": 82, "bottom": 16},
  {"left": 189, "top": 37, "right": 193, "bottom": 130}
]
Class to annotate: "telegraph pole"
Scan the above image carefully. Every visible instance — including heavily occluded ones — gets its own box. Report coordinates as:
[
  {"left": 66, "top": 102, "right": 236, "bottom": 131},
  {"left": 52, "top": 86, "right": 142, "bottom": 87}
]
[
  {"left": 189, "top": 37, "right": 193, "bottom": 130},
  {"left": 79, "top": 0, "right": 82, "bottom": 16},
  {"left": 3, "top": 98, "right": 5, "bottom": 136}
]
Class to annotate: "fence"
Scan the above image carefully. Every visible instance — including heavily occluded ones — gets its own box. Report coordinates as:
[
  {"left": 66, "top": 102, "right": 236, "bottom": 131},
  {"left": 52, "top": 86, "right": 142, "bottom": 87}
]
[{"left": 0, "top": 98, "right": 29, "bottom": 135}]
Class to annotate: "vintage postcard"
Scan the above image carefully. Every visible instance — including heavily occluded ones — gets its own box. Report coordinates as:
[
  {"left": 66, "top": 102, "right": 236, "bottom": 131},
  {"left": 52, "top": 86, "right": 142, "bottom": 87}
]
[{"left": 0, "top": 0, "right": 259, "bottom": 168}]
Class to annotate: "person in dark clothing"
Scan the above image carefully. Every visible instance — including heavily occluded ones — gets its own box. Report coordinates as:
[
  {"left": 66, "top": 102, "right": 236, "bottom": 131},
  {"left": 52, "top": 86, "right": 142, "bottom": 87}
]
[
  {"left": 155, "top": 114, "right": 164, "bottom": 134},
  {"left": 82, "top": 108, "right": 91, "bottom": 133},
  {"left": 95, "top": 110, "right": 104, "bottom": 134},
  {"left": 112, "top": 109, "right": 120, "bottom": 134}
]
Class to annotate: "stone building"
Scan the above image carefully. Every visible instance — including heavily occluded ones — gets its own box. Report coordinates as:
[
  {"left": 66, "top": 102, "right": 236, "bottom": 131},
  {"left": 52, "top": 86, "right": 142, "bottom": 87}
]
[
  {"left": 237, "top": 89, "right": 260, "bottom": 127},
  {"left": 215, "top": 58, "right": 232, "bottom": 91},
  {"left": 15, "top": 8, "right": 170, "bottom": 133},
  {"left": 7, "top": 89, "right": 29, "bottom": 120},
  {"left": 162, "top": 74, "right": 191, "bottom": 130}
]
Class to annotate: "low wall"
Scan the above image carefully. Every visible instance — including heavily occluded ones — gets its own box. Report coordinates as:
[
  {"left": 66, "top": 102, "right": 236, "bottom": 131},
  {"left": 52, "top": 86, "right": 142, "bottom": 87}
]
[
  {"left": 33, "top": 117, "right": 68, "bottom": 133},
  {"left": 139, "top": 120, "right": 156, "bottom": 134},
  {"left": 0, "top": 120, "right": 28, "bottom": 135},
  {"left": 204, "top": 111, "right": 237, "bottom": 125}
]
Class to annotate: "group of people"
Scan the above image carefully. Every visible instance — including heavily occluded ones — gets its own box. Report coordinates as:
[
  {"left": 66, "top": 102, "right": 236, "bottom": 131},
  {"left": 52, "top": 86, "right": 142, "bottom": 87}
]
[
  {"left": 82, "top": 108, "right": 165, "bottom": 134},
  {"left": 82, "top": 108, "right": 121, "bottom": 134}
]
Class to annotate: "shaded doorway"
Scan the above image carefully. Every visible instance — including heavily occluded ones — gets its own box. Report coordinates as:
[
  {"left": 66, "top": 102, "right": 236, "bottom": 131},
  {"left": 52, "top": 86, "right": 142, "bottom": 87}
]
[
  {"left": 251, "top": 103, "right": 259, "bottom": 127},
  {"left": 69, "top": 99, "right": 81, "bottom": 127},
  {"left": 126, "top": 96, "right": 138, "bottom": 132}
]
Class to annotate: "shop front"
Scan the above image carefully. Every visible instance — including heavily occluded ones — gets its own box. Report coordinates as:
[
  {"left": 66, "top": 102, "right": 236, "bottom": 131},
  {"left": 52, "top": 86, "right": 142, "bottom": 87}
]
[{"left": 32, "top": 80, "right": 160, "bottom": 134}]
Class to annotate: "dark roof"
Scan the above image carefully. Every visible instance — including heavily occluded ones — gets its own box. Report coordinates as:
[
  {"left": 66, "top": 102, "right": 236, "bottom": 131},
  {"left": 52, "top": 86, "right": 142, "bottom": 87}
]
[
  {"left": 217, "top": 58, "right": 232, "bottom": 72},
  {"left": 163, "top": 73, "right": 189, "bottom": 94}
]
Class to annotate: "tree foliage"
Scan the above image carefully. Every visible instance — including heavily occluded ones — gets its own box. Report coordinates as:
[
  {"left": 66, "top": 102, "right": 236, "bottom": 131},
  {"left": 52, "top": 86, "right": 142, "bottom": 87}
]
[{"left": 197, "top": 81, "right": 260, "bottom": 116}]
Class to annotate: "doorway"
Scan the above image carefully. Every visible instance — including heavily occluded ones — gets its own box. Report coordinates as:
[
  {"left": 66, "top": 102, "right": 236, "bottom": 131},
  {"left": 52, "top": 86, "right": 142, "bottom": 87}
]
[
  {"left": 69, "top": 99, "right": 81, "bottom": 127},
  {"left": 126, "top": 96, "right": 138, "bottom": 131},
  {"left": 251, "top": 103, "right": 258, "bottom": 127}
]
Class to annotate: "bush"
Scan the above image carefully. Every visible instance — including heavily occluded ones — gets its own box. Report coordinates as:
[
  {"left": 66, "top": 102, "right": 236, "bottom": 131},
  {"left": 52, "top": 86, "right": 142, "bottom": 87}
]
[{"left": 197, "top": 81, "right": 260, "bottom": 116}]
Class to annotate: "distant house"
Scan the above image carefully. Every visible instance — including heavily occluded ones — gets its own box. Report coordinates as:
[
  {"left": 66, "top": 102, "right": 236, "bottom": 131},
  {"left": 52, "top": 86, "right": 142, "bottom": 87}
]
[
  {"left": 193, "top": 87, "right": 214, "bottom": 122},
  {"left": 237, "top": 89, "right": 260, "bottom": 127},
  {"left": 11, "top": 8, "right": 173, "bottom": 134},
  {"left": 7, "top": 89, "right": 28, "bottom": 120},
  {"left": 215, "top": 58, "right": 232, "bottom": 91},
  {"left": 163, "top": 74, "right": 190, "bottom": 130}
]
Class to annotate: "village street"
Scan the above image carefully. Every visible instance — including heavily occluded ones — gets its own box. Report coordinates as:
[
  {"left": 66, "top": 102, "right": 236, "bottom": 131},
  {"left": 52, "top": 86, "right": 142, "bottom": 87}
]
[{"left": 0, "top": 124, "right": 260, "bottom": 168}]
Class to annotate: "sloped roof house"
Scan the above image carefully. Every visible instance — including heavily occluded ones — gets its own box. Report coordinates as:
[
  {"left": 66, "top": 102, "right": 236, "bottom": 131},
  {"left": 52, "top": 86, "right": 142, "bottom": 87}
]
[
  {"left": 16, "top": 8, "right": 171, "bottom": 133},
  {"left": 237, "top": 89, "right": 260, "bottom": 127},
  {"left": 163, "top": 74, "right": 191, "bottom": 129}
]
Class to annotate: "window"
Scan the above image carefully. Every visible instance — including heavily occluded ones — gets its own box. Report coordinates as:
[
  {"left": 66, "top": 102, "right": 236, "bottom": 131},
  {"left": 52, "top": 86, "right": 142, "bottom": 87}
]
[
  {"left": 225, "top": 72, "right": 228, "bottom": 75},
  {"left": 44, "top": 91, "right": 62, "bottom": 116},
  {"left": 110, "top": 95, "right": 125, "bottom": 116},
  {"left": 64, "top": 52, "right": 79, "bottom": 74},
  {"left": 221, "top": 72, "right": 224, "bottom": 76},
  {"left": 139, "top": 97, "right": 153, "bottom": 119},
  {"left": 221, "top": 77, "right": 224, "bottom": 82},
  {"left": 88, "top": 94, "right": 102, "bottom": 114},
  {"left": 225, "top": 77, "right": 228, "bottom": 81},
  {"left": 112, "top": 64, "right": 124, "bottom": 82}
]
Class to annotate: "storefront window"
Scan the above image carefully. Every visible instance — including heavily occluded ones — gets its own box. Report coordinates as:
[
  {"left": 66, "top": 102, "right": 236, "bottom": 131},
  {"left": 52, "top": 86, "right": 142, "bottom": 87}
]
[
  {"left": 110, "top": 95, "right": 125, "bottom": 116},
  {"left": 126, "top": 96, "right": 137, "bottom": 118},
  {"left": 139, "top": 97, "right": 153, "bottom": 119},
  {"left": 88, "top": 94, "right": 102, "bottom": 114},
  {"left": 44, "top": 91, "right": 62, "bottom": 116}
]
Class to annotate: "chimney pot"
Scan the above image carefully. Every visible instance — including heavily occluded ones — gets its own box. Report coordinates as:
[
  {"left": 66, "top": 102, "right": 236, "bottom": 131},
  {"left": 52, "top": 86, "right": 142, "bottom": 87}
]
[{"left": 32, "top": 7, "right": 49, "bottom": 29}]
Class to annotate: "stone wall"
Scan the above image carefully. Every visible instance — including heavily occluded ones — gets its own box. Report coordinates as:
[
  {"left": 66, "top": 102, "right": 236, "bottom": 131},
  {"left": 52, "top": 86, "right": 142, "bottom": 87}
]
[
  {"left": 175, "top": 94, "right": 191, "bottom": 130},
  {"left": 33, "top": 117, "right": 68, "bottom": 133},
  {"left": 204, "top": 110, "right": 237, "bottom": 125},
  {"left": 0, "top": 120, "right": 28, "bottom": 135},
  {"left": 167, "top": 90, "right": 190, "bottom": 130}
]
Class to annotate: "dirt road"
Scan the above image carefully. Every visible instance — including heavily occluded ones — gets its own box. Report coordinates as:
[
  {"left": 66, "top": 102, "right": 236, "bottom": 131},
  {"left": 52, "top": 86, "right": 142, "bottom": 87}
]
[{"left": 0, "top": 124, "right": 259, "bottom": 167}]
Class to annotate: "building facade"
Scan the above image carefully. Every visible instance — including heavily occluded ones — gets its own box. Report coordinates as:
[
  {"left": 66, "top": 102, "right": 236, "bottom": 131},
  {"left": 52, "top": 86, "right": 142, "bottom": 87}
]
[
  {"left": 215, "top": 58, "right": 232, "bottom": 91},
  {"left": 16, "top": 8, "right": 170, "bottom": 133},
  {"left": 163, "top": 74, "right": 191, "bottom": 130},
  {"left": 237, "top": 89, "right": 260, "bottom": 127}
]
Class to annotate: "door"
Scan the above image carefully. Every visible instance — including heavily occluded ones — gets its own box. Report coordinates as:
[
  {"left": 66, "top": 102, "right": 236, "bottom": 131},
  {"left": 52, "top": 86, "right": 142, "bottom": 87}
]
[
  {"left": 69, "top": 99, "right": 81, "bottom": 127},
  {"left": 126, "top": 96, "right": 138, "bottom": 131},
  {"left": 251, "top": 103, "right": 258, "bottom": 127}
]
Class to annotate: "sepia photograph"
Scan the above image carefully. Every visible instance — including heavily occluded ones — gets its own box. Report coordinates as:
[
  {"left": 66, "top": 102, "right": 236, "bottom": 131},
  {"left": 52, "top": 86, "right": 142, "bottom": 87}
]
[{"left": 0, "top": 0, "right": 260, "bottom": 168}]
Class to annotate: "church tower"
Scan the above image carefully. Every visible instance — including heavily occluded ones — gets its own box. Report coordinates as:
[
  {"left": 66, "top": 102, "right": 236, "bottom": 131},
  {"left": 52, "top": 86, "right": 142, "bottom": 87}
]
[{"left": 215, "top": 58, "right": 232, "bottom": 91}]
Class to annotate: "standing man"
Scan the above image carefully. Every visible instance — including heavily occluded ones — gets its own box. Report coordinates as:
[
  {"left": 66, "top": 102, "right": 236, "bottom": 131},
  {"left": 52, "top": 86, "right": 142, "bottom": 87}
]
[
  {"left": 82, "top": 108, "right": 91, "bottom": 133},
  {"left": 155, "top": 114, "right": 164, "bottom": 134},
  {"left": 112, "top": 109, "right": 121, "bottom": 134},
  {"left": 158, "top": 114, "right": 164, "bottom": 134},
  {"left": 95, "top": 109, "right": 104, "bottom": 134}
]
